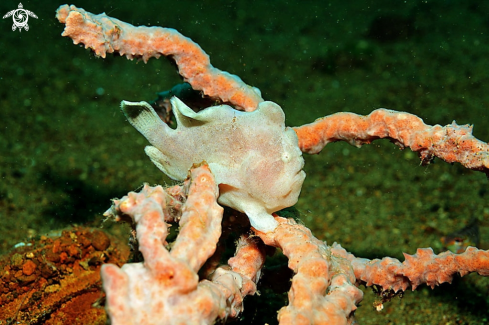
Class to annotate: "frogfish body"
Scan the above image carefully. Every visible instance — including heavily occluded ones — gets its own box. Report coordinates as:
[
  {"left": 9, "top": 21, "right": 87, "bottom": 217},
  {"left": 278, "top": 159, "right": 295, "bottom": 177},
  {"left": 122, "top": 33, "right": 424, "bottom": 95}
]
[{"left": 121, "top": 97, "right": 305, "bottom": 232}]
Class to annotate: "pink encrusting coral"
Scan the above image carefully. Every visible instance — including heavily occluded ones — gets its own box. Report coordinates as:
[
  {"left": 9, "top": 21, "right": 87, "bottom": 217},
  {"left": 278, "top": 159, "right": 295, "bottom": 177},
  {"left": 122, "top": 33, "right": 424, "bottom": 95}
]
[{"left": 57, "top": 4, "right": 489, "bottom": 324}]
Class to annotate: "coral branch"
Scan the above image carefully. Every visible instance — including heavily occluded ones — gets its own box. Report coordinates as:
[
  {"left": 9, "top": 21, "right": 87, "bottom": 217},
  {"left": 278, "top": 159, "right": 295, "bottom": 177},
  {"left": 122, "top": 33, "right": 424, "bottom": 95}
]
[
  {"left": 256, "top": 216, "right": 363, "bottom": 325},
  {"left": 228, "top": 235, "right": 267, "bottom": 294},
  {"left": 215, "top": 235, "right": 266, "bottom": 316},
  {"left": 294, "top": 109, "right": 489, "bottom": 175},
  {"left": 56, "top": 5, "right": 263, "bottom": 111},
  {"left": 334, "top": 245, "right": 489, "bottom": 292},
  {"left": 101, "top": 165, "right": 258, "bottom": 324},
  {"left": 170, "top": 164, "right": 223, "bottom": 272}
]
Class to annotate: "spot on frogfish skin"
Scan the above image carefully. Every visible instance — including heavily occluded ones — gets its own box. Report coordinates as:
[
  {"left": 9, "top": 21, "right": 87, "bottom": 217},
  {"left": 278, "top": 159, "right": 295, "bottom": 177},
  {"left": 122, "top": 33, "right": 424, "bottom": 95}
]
[{"left": 120, "top": 97, "right": 306, "bottom": 232}]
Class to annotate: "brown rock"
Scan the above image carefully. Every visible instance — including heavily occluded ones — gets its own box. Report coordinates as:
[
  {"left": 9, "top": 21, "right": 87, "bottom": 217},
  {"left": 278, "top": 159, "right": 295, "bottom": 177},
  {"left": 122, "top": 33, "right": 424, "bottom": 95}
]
[
  {"left": 0, "top": 227, "right": 130, "bottom": 323},
  {"left": 18, "top": 274, "right": 37, "bottom": 285},
  {"left": 90, "top": 230, "right": 110, "bottom": 251},
  {"left": 67, "top": 244, "right": 80, "bottom": 258},
  {"left": 78, "top": 235, "right": 92, "bottom": 248},
  {"left": 22, "top": 260, "right": 37, "bottom": 276},
  {"left": 40, "top": 263, "right": 56, "bottom": 279}
]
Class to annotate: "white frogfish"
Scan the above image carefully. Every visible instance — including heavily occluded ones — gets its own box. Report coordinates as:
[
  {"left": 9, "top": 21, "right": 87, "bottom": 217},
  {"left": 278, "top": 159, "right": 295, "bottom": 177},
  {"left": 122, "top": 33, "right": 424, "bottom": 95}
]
[{"left": 121, "top": 97, "right": 305, "bottom": 232}]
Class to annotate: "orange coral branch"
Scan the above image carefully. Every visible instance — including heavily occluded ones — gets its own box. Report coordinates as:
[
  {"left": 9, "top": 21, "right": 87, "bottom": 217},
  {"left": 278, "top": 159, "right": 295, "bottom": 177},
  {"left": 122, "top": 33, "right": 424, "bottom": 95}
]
[
  {"left": 56, "top": 5, "right": 263, "bottom": 111},
  {"left": 335, "top": 245, "right": 489, "bottom": 292},
  {"left": 293, "top": 109, "right": 489, "bottom": 175},
  {"left": 228, "top": 234, "right": 267, "bottom": 294},
  {"left": 255, "top": 216, "right": 363, "bottom": 325},
  {"left": 170, "top": 164, "right": 223, "bottom": 272}
]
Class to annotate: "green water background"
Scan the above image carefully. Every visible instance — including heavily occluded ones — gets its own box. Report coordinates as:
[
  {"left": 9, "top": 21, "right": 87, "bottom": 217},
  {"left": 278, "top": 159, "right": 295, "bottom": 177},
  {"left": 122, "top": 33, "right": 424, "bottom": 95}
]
[{"left": 1, "top": 0, "right": 488, "bottom": 323}]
